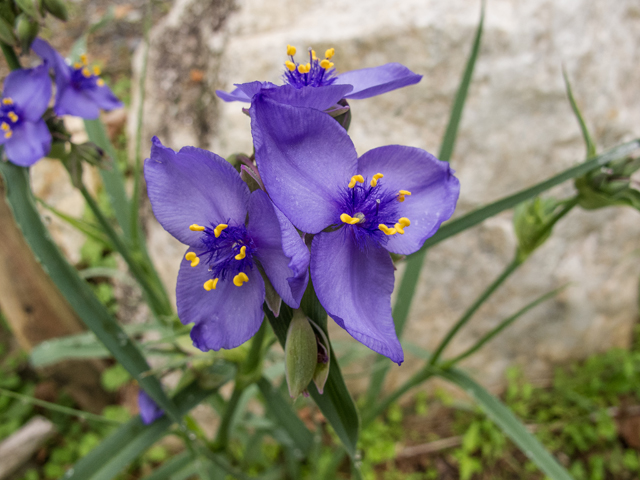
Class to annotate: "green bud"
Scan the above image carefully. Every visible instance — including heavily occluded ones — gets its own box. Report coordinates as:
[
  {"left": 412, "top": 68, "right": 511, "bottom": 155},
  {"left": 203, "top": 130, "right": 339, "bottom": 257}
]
[
  {"left": 575, "top": 156, "right": 640, "bottom": 211},
  {"left": 0, "top": 14, "right": 16, "bottom": 46},
  {"left": 15, "top": 13, "right": 38, "bottom": 53},
  {"left": 14, "top": 0, "right": 40, "bottom": 20},
  {"left": 42, "top": 0, "right": 67, "bottom": 21},
  {"left": 285, "top": 313, "right": 318, "bottom": 398},
  {"left": 309, "top": 319, "right": 330, "bottom": 394},
  {"left": 0, "top": 1, "right": 16, "bottom": 25},
  {"left": 513, "top": 197, "right": 561, "bottom": 261},
  {"left": 69, "top": 142, "right": 109, "bottom": 169},
  {"left": 330, "top": 98, "right": 351, "bottom": 131}
]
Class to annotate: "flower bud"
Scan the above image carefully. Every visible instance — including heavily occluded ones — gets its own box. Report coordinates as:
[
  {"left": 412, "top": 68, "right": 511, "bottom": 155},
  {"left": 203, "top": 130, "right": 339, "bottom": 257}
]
[
  {"left": 309, "top": 319, "right": 330, "bottom": 394},
  {"left": 14, "top": 0, "right": 41, "bottom": 21},
  {"left": 513, "top": 197, "right": 560, "bottom": 261},
  {"left": 328, "top": 98, "right": 351, "bottom": 132},
  {"left": 285, "top": 313, "right": 318, "bottom": 398},
  {"left": 15, "top": 14, "right": 39, "bottom": 53},
  {"left": 42, "top": 0, "right": 68, "bottom": 21},
  {"left": 575, "top": 155, "right": 640, "bottom": 211}
]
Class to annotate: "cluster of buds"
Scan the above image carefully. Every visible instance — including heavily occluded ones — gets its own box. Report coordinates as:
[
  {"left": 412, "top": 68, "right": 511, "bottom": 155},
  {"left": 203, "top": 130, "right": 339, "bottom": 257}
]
[
  {"left": 0, "top": 0, "right": 68, "bottom": 53},
  {"left": 575, "top": 155, "right": 640, "bottom": 211}
]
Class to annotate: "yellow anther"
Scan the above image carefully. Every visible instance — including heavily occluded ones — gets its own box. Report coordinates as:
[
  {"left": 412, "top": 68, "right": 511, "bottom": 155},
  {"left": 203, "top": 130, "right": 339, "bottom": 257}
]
[
  {"left": 74, "top": 62, "right": 82, "bottom": 69},
  {"left": 185, "top": 252, "right": 200, "bottom": 267},
  {"left": 285, "top": 61, "right": 296, "bottom": 71},
  {"left": 397, "top": 217, "right": 411, "bottom": 227},
  {"left": 97, "top": 79, "right": 105, "bottom": 87},
  {"left": 287, "top": 44, "right": 296, "bottom": 56},
  {"left": 235, "top": 245, "right": 247, "bottom": 260},
  {"left": 348, "top": 175, "right": 365, "bottom": 188},
  {"left": 189, "top": 224, "right": 206, "bottom": 232},
  {"left": 82, "top": 68, "right": 92, "bottom": 78},
  {"left": 93, "top": 65, "right": 101, "bottom": 76},
  {"left": 311, "top": 50, "right": 317, "bottom": 60},
  {"left": 80, "top": 54, "right": 88, "bottom": 65},
  {"left": 320, "top": 59, "right": 334, "bottom": 70},
  {"left": 204, "top": 278, "right": 219, "bottom": 291},
  {"left": 370, "top": 173, "right": 384, "bottom": 187},
  {"left": 1, "top": 122, "right": 9, "bottom": 131},
  {"left": 233, "top": 272, "right": 249, "bottom": 287},
  {"left": 340, "top": 213, "right": 360, "bottom": 225},
  {"left": 213, "top": 223, "right": 228, "bottom": 238},
  {"left": 297, "top": 64, "right": 306, "bottom": 74},
  {"left": 4, "top": 130, "right": 12, "bottom": 139},
  {"left": 379, "top": 224, "right": 397, "bottom": 236},
  {"left": 397, "top": 189, "right": 412, "bottom": 202},
  {"left": 325, "top": 48, "right": 335, "bottom": 59},
  {"left": 8, "top": 112, "right": 17, "bottom": 123},
  {"left": 2, "top": 98, "right": 13, "bottom": 105}
]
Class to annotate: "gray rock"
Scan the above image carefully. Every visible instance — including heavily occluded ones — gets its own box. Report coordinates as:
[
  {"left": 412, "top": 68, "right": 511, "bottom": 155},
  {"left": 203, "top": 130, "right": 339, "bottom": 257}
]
[{"left": 131, "top": 0, "right": 640, "bottom": 393}]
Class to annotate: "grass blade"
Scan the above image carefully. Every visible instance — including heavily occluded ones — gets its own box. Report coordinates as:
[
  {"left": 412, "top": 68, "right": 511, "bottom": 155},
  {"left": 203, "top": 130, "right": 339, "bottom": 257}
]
[
  {"left": 439, "top": 368, "right": 573, "bottom": 480},
  {"left": 140, "top": 452, "right": 193, "bottom": 480}
]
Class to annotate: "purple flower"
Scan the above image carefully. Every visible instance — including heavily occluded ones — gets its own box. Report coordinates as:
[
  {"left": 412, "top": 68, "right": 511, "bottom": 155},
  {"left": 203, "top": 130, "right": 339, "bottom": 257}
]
[
  {"left": 250, "top": 96, "right": 460, "bottom": 364},
  {"left": 138, "top": 389, "right": 164, "bottom": 425},
  {"left": 144, "top": 137, "right": 310, "bottom": 351},
  {"left": 31, "top": 38, "right": 122, "bottom": 119},
  {"left": 216, "top": 45, "right": 421, "bottom": 111},
  {"left": 0, "top": 65, "right": 52, "bottom": 167}
]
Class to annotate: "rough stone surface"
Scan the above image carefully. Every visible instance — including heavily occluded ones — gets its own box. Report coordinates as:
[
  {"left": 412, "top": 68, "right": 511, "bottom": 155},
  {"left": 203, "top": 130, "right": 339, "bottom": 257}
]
[{"left": 132, "top": 0, "right": 640, "bottom": 392}]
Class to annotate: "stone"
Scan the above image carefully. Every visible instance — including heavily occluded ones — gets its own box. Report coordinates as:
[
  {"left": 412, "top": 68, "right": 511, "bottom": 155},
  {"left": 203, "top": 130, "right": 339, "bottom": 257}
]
[{"left": 131, "top": 0, "right": 640, "bottom": 393}]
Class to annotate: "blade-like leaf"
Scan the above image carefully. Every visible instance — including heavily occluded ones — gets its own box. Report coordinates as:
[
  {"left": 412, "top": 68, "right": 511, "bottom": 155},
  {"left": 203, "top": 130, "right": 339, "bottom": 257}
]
[
  {"left": 439, "top": 368, "right": 573, "bottom": 480},
  {"left": 0, "top": 162, "right": 180, "bottom": 422},
  {"left": 562, "top": 68, "right": 596, "bottom": 158},
  {"left": 140, "top": 452, "right": 193, "bottom": 480},
  {"left": 366, "top": 0, "right": 486, "bottom": 406}
]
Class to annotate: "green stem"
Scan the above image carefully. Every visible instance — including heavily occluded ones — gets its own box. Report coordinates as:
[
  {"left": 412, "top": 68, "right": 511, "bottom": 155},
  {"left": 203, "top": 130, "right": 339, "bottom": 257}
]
[
  {"left": 212, "top": 385, "right": 244, "bottom": 451},
  {"left": 1, "top": 42, "right": 21, "bottom": 70},
  {"left": 429, "top": 257, "right": 522, "bottom": 367}
]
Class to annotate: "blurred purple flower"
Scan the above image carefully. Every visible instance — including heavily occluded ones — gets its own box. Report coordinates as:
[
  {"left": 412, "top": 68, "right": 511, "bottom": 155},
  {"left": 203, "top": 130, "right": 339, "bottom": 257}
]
[
  {"left": 144, "top": 137, "right": 309, "bottom": 351},
  {"left": 216, "top": 45, "right": 421, "bottom": 111},
  {"left": 31, "top": 38, "right": 122, "bottom": 119},
  {"left": 0, "top": 64, "right": 52, "bottom": 167},
  {"left": 138, "top": 389, "right": 164, "bottom": 425},
  {"left": 250, "top": 96, "right": 460, "bottom": 364}
]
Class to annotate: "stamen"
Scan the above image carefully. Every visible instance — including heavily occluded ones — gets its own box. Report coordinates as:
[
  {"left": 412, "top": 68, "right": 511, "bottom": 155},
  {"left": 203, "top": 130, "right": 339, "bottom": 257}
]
[
  {"left": 285, "top": 60, "right": 296, "bottom": 71},
  {"left": 214, "top": 224, "right": 228, "bottom": 238},
  {"left": 340, "top": 213, "right": 360, "bottom": 225},
  {"left": 80, "top": 54, "right": 88, "bottom": 65},
  {"left": 397, "top": 217, "right": 411, "bottom": 227},
  {"left": 370, "top": 173, "right": 384, "bottom": 187},
  {"left": 185, "top": 251, "right": 200, "bottom": 267},
  {"left": 93, "top": 65, "right": 101, "bottom": 76},
  {"left": 397, "top": 190, "right": 412, "bottom": 203},
  {"left": 2, "top": 98, "right": 13, "bottom": 105},
  {"left": 379, "top": 224, "right": 397, "bottom": 236},
  {"left": 320, "top": 59, "right": 334, "bottom": 70},
  {"left": 325, "top": 48, "right": 335, "bottom": 59},
  {"left": 203, "top": 278, "right": 219, "bottom": 291},
  {"left": 0, "top": 122, "right": 9, "bottom": 131},
  {"left": 73, "top": 62, "right": 82, "bottom": 69},
  {"left": 348, "top": 175, "right": 364, "bottom": 188},
  {"left": 234, "top": 245, "right": 247, "bottom": 260},
  {"left": 82, "top": 68, "right": 92, "bottom": 78},
  {"left": 233, "top": 272, "right": 249, "bottom": 287},
  {"left": 297, "top": 64, "right": 306, "bottom": 74},
  {"left": 8, "top": 112, "right": 18, "bottom": 123},
  {"left": 287, "top": 44, "right": 297, "bottom": 56},
  {"left": 311, "top": 50, "right": 318, "bottom": 60},
  {"left": 4, "top": 130, "right": 12, "bottom": 139},
  {"left": 97, "top": 79, "right": 105, "bottom": 87},
  {"left": 189, "top": 224, "right": 206, "bottom": 232}
]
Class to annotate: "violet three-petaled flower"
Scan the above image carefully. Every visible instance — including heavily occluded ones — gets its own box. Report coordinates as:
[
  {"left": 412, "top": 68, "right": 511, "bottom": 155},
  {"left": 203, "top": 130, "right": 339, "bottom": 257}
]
[
  {"left": 138, "top": 389, "right": 164, "bottom": 425},
  {"left": 31, "top": 38, "right": 122, "bottom": 119},
  {"left": 250, "top": 96, "right": 460, "bottom": 364},
  {"left": 144, "top": 137, "right": 309, "bottom": 351},
  {"left": 0, "top": 64, "right": 52, "bottom": 167},
  {"left": 216, "top": 45, "right": 422, "bottom": 111}
]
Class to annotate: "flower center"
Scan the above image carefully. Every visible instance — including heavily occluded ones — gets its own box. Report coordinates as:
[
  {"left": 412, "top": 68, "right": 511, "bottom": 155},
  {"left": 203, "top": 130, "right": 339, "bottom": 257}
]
[
  {"left": 282, "top": 45, "right": 338, "bottom": 89},
  {"left": 71, "top": 54, "right": 105, "bottom": 90},
  {"left": 337, "top": 173, "right": 413, "bottom": 247},
  {"left": 186, "top": 222, "right": 257, "bottom": 290},
  {"left": 0, "top": 98, "right": 21, "bottom": 139}
]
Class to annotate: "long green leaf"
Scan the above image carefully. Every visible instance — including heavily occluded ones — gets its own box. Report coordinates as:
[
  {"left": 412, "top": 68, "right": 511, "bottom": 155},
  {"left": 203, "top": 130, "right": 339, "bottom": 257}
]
[
  {"left": 265, "top": 304, "right": 359, "bottom": 457},
  {"left": 257, "top": 377, "right": 314, "bottom": 455},
  {"left": 439, "top": 368, "right": 573, "bottom": 480},
  {"left": 0, "top": 162, "right": 180, "bottom": 422},
  {"left": 66, "top": 375, "right": 232, "bottom": 480},
  {"left": 141, "top": 452, "right": 193, "bottom": 480},
  {"left": 366, "top": 0, "right": 486, "bottom": 406}
]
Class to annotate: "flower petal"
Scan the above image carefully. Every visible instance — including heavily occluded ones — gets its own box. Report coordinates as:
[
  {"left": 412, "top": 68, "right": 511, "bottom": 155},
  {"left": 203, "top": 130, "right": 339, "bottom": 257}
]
[
  {"left": 2, "top": 120, "right": 51, "bottom": 167},
  {"left": 2, "top": 65, "right": 52, "bottom": 121},
  {"left": 31, "top": 38, "right": 71, "bottom": 82},
  {"left": 358, "top": 145, "right": 460, "bottom": 255},
  {"left": 247, "top": 189, "right": 309, "bottom": 308},
  {"left": 250, "top": 95, "right": 357, "bottom": 233},
  {"left": 177, "top": 250, "right": 265, "bottom": 351},
  {"left": 259, "top": 84, "right": 353, "bottom": 111},
  {"left": 144, "top": 137, "right": 250, "bottom": 247},
  {"left": 335, "top": 63, "right": 422, "bottom": 100},
  {"left": 55, "top": 86, "right": 100, "bottom": 119},
  {"left": 311, "top": 229, "right": 403, "bottom": 364},
  {"left": 215, "top": 81, "right": 278, "bottom": 103},
  {"left": 83, "top": 84, "right": 123, "bottom": 112},
  {"left": 138, "top": 389, "right": 164, "bottom": 424}
]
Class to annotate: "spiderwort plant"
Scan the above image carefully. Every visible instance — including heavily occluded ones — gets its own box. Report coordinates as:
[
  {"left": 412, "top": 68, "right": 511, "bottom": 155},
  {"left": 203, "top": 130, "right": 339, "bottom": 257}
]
[
  {"left": 0, "top": 64, "right": 52, "bottom": 166},
  {"left": 251, "top": 96, "right": 460, "bottom": 364},
  {"left": 144, "top": 137, "right": 310, "bottom": 351},
  {"left": 216, "top": 45, "right": 422, "bottom": 110},
  {"left": 31, "top": 38, "right": 122, "bottom": 119}
]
